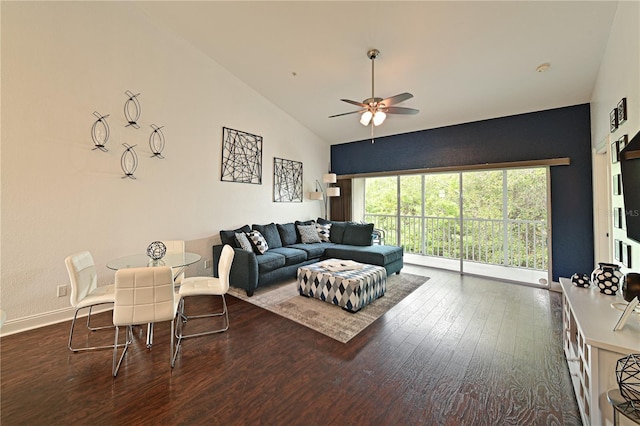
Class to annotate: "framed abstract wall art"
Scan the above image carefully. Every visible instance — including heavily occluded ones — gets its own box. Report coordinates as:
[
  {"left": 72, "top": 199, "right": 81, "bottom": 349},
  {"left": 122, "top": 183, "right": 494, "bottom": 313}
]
[
  {"left": 273, "top": 157, "right": 303, "bottom": 202},
  {"left": 221, "top": 127, "right": 263, "bottom": 184}
]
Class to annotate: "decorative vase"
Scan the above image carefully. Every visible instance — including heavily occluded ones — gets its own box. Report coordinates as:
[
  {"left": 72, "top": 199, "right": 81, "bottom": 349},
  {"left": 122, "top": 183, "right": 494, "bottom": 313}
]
[
  {"left": 591, "top": 262, "right": 623, "bottom": 295},
  {"left": 616, "top": 353, "right": 640, "bottom": 410},
  {"left": 570, "top": 273, "right": 590, "bottom": 288},
  {"left": 622, "top": 272, "right": 640, "bottom": 303},
  {"left": 146, "top": 241, "right": 167, "bottom": 261}
]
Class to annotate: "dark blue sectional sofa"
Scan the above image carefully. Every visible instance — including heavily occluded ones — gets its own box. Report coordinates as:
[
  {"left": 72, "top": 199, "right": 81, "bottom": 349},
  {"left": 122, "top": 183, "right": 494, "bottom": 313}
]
[{"left": 213, "top": 219, "right": 403, "bottom": 296}]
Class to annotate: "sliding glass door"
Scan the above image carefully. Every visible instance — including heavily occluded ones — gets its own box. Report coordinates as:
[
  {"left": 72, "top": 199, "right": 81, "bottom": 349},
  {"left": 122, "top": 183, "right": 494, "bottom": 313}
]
[
  {"left": 362, "top": 167, "right": 549, "bottom": 286},
  {"left": 460, "top": 168, "right": 548, "bottom": 284}
]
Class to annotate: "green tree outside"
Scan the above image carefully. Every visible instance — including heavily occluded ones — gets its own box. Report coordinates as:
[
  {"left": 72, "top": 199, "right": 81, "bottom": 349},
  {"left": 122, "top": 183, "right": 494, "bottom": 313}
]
[{"left": 364, "top": 168, "right": 548, "bottom": 270}]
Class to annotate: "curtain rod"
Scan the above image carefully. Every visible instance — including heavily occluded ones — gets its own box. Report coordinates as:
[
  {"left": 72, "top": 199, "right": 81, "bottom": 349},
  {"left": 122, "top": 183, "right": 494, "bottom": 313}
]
[{"left": 336, "top": 157, "right": 570, "bottom": 179}]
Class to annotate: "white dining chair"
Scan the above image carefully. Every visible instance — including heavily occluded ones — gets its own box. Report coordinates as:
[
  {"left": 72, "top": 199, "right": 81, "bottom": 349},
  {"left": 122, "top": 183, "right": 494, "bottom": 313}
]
[
  {"left": 65, "top": 251, "right": 118, "bottom": 352},
  {"left": 112, "top": 266, "right": 179, "bottom": 376},
  {"left": 172, "top": 245, "right": 234, "bottom": 365}
]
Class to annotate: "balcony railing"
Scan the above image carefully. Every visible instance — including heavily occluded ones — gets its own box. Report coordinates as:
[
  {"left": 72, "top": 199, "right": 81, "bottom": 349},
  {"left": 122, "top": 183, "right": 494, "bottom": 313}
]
[{"left": 364, "top": 213, "right": 548, "bottom": 270}]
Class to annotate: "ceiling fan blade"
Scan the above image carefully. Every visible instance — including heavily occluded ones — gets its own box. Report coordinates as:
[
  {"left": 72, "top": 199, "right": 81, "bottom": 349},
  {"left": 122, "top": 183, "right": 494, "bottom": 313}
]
[
  {"left": 340, "top": 99, "right": 368, "bottom": 108},
  {"left": 385, "top": 106, "right": 420, "bottom": 115},
  {"left": 380, "top": 92, "right": 414, "bottom": 106},
  {"left": 328, "top": 109, "right": 366, "bottom": 118}
]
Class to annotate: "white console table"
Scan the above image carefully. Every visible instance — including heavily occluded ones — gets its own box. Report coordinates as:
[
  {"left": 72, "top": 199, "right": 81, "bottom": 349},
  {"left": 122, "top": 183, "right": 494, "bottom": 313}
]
[{"left": 560, "top": 277, "right": 640, "bottom": 425}]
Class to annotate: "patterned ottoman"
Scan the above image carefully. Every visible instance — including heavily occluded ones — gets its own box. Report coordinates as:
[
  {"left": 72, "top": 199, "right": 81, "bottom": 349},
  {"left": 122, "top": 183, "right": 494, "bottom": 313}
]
[{"left": 297, "top": 260, "right": 387, "bottom": 313}]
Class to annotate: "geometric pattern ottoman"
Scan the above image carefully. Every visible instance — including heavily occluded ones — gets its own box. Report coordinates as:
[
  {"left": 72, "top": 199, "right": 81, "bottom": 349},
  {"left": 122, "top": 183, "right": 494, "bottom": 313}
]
[{"left": 297, "top": 260, "right": 387, "bottom": 313}]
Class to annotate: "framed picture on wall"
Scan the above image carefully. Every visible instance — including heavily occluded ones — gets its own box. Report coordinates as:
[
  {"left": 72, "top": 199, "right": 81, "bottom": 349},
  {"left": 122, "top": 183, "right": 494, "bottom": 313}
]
[
  {"left": 615, "top": 239, "right": 621, "bottom": 261},
  {"left": 623, "top": 243, "right": 632, "bottom": 268},
  {"left": 610, "top": 108, "right": 618, "bottom": 133},
  {"left": 220, "top": 127, "right": 263, "bottom": 184},
  {"left": 618, "top": 134, "right": 628, "bottom": 151},
  {"left": 273, "top": 157, "right": 303, "bottom": 202},
  {"left": 613, "top": 174, "right": 622, "bottom": 195},
  {"left": 617, "top": 98, "right": 627, "bottom": 126},
  {"left": 614, "top": 208, "right": 623, "bottom": 229},
  {"left": 612, "top": 140, "right": 620, "bottom": 163}
]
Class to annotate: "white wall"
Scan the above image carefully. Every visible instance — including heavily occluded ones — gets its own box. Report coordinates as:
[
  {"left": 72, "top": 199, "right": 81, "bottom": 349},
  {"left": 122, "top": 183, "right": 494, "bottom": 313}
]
[
  {"left": 0, "top": 2, "right": 329, "bottom": 333},
  {"left": 590, "top": 1, "right": 640, "bottom": 274}
]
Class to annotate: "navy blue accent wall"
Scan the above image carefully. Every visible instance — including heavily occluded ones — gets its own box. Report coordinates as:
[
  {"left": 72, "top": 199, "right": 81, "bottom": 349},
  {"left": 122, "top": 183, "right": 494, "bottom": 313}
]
[{"left": 331, "top": 104, "right": 593, "bottom": 281}]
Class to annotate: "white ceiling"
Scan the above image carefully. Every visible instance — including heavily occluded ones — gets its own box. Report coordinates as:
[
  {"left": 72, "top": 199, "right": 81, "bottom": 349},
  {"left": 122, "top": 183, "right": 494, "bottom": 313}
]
[{"left": 135, "top": 1, "right": 619, "bottom": 144}]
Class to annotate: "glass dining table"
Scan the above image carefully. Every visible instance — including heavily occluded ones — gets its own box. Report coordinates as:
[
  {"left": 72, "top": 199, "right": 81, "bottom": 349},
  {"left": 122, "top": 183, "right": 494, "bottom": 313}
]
[
  {"left": 107, "top": 252, "right": 201, "bottom": 280},
  {"left": 107, "top": 252, "right": 201, "bottom": 347}
]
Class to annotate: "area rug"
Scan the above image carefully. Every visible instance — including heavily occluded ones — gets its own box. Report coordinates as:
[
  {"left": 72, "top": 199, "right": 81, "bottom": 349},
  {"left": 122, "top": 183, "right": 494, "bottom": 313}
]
[{"left": 227, "top": 273, "right": 429, "bottom": 343}]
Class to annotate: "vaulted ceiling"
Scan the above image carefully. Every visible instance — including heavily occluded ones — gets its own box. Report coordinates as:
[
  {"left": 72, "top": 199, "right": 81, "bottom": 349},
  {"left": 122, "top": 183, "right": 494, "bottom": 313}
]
[{"left": 135, "top": 1, "right": 619, "bottom": 144}]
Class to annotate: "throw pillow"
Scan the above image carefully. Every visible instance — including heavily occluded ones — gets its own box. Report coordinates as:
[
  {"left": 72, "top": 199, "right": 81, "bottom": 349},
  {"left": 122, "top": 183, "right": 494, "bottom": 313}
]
[
  {"left": 342, "top": 223, "right": 374, "bottom": 246},
  {"left": 246, "top": 230, "right": 269, "bottom": 254},
  {"left": 297, "top": 224, "right": 321, "bottom": 244},
  {"left": 316, "top": 222, "right": 331, "bottom": 242},
  {"left": 220, "top": 225, "right": 251, "bottom": 248},
  {"left": 277, "top": 223, "right": 297, "bottom": 246},
  {"left": 329, "top": 222, "right": 347, "bottom": 244},
  {"left": 252, "top": 223, "right": 282, "bottom": 249},
  {"left": 235, "top": 232, "right": 253, "bottom": 252},
  {"left": 295, "top": 220, "right": 315, "bottom": 243}
]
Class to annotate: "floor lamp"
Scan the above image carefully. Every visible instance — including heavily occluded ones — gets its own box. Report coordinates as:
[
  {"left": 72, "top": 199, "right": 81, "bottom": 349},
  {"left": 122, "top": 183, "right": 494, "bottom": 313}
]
[{"left": 309, "top": 173, "right": 340, "bottom": 219}]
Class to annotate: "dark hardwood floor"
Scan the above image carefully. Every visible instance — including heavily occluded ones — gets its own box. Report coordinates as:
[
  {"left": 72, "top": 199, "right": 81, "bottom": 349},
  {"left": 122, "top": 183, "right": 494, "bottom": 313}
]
[{"left": 1, "top": 266, "right": 581, "bottom": 425}]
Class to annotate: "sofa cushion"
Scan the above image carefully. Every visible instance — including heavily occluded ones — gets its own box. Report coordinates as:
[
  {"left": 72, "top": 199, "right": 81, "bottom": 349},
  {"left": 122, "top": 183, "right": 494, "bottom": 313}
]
[
  {"left": 294, "top": 220, "right": 315, "bottom": 243},
  {"left": 297, "top": 224, "right": 321, "bottom": 243},
  {"left": 220, "top": 225, "right": 251, "bottom": 248},
  {"left": 316, "top": 222, "right": 331, "bottom": 242},
  {"left": 343, "top": 223, "right": 374, "bottom": 246},
  {"left": 255, "top": 251, "right": 286, "bottom": 273},
  {"left": 316, "top": 218, "right": 348, "bottom": 244},
  {"left": 288, "top": 242, "right": 333, "bottom": 259},
  {"left": 235, "top": 232, "right": 253, "bottom": 252},
  {"left": 267, "top": 247, "right": 307, "bottom": 266},
  {"left": 323, "top": 244, "right": 403, "bottom": 266},
  {"left": 252, "top": 223, "right": 283, "bottom": 249},
  {"left": 247, "top": 230, "right": 269, "bottom": 254},
  {"left": 329, "top": 222, "right": 347, "bottom": 244},
  {"left": 277, "top": 223, "right": 297, "bottom": 246}
]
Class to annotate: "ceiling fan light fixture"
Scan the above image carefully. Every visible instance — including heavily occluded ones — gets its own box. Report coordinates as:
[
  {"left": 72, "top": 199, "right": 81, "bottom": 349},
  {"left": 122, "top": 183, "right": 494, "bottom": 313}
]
[
  {"left": 360, "top": 110, "right": 373, "bottom": 126},
  {"left": 373, "top": 111, "right": 386, "bottom": 126},
  {"left": 329, "top": 48, "right": 418, "bottom": 127}
]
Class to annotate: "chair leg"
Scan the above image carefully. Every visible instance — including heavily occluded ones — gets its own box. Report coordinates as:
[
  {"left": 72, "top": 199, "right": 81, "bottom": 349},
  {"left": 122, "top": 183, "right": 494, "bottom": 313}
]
[
  {"left": 178, "top": 298, "right": 187, "bottom": 323},
  {"left": 173, "top": 303, "right": 185, "bottom": 366},
  {"left": 170, "top": 317, "right": 176, "bottom": 368},
  {"left": 178, "top": 294, "right": 229, "bottom": 340},
  {"left": 146, "top": 323, "right": 154, "bottom": 348},
  {"left": 85, "top": 305, "right": 114, "bottom": 331},
  {"left": 112, "top": 325, "right": 132, "bottom": 377},
  {"left": 68, "top": 305, "right": 123, "bottom": 352}
]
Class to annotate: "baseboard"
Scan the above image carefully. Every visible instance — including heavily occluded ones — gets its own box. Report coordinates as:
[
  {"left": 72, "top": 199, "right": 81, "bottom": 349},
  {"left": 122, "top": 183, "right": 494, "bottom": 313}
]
[
  {"left": 0, "top": 305, "right": 112, "bottom": 337},
  {"left": 549, "top": 280, "right": 562, "bottom": 293}
]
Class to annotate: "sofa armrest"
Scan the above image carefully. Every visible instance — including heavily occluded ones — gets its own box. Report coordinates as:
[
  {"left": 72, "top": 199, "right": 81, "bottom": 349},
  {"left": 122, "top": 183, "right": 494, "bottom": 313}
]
[{"left": 213, "top": 245, "right": 259, "bottom": 293}]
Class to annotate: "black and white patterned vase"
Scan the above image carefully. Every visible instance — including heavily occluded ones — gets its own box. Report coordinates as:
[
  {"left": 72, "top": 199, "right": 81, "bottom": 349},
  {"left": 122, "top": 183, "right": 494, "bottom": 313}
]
[
  {"left": 591, "top": 262, "right": 623, "bottom": 295},
  {"left": 570, "top": 273, "right": 590, "bottom": 288}
]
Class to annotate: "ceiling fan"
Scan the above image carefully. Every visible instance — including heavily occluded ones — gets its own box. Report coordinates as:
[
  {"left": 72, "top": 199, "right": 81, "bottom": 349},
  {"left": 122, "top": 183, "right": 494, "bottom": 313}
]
[{"left": 329, "top": 48, "right": 419, "bottom": 127}]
